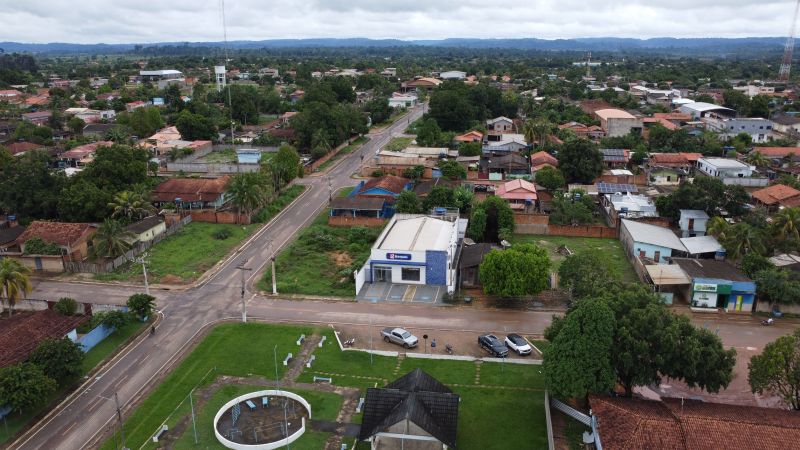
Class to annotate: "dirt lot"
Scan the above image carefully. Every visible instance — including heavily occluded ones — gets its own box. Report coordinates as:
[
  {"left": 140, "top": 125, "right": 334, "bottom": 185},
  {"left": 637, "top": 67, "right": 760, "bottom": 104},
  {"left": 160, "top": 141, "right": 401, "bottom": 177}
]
[{"left": 334, "top": 324, "right": 543, "bottom": 360}]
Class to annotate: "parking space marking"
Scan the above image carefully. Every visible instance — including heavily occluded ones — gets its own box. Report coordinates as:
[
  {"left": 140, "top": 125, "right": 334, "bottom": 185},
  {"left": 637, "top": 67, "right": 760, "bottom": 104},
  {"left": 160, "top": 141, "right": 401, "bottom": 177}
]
[{"left": 403, "top": 286, "right": 416, "bottom": 302}]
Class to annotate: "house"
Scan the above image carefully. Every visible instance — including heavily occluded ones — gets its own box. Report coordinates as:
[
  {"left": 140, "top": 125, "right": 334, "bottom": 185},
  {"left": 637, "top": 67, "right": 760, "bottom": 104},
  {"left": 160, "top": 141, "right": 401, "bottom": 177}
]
[
  {"left": 647, "top": 153, "right": 700, "bottom": 184},
  {"left": 139, "top": 69, "right": 185, "bottom": 89},
  {"left": 359, "top": 369, "right": 459, "bottom": 450},
  {"left": 453, "top": 130, "right": 484, "bottom": 143},
  {"left": 152, "top": 176, "right": 231, "bottom": 210},
  {"left": 751, "top": 146, "right": 800, "bottom": 162},
  {"left": 770, "top": 114, "right": 800, "bottom": 135},
  {"left": 733, "top": 84, "right": 776, "bottom": 98},
  {"left": 597, "top": 169, "right": 636, "bottom": 185},
  {"left": 125, "top": 100, "right": 147, "bottom": 112},
  {"left": 402, "top": 77, "right": 442, "bottom": 92},
  {"left": 600, "top": 149, "right": 630, "bottom": 168},
  {"left": 594, "top": 109, "right": 641, "bottom": 137},
  {"left": 459, "top": 243, "right": 496, "bottom": 288},
  {"left": 530, "top": 151, "right": 558, "bottom": 172},
  {"left": 697, "top": 158, "right": 767, "bottom": 186},
  {"left": 589, "top": 394, "right": 800, "bottom": 450},
  {"left": 496, "top": 179, "right": 537, "bottom": 211},
  {"left": 59, "top": 141, "right": 113, "bottom": 168},
  {"left": 482, "top": 134, "right": 528, "bottom": 155},
  {"left": 279, "top": 111, "right": 298, "bottom": 125},
  {"left": 289, "top": 90, "right": 305, "bottom": 103},
  {"left": 125, "top": 215, "right": 166, "bottom": 244},
  {"left": 679, "top": 102, "right": 736, "bottom": 120},
  {"left": 678, "top": 209, "right": 709, "bottom": 237},
  {"left": 751, "top": 184, "right": 800, "bottom": 210},
  {"left": 354, "top": 175, "right": 412, "bottom": 202},
  {"left": 140, "top": 126, "right": 212, "bottom": 158},
  {"left": 486, "top": 117, "right": 515, "bottom": 133},
  {"left": 0, "top": 309, "right": 89, "bottom": 369},
  {"left": 359, "top": 214, "right": 464, "bottom": 293},
  {"left": 412, "top": 179, "right": 460, "bottom": 199},
  {"left": 439, "top": 70, "right": 467, "bottom": 80},
  {"left": 0, "top": 225, "right": 26, "bottom": 253},
  {"left": 329, "top": 196, "right": 389, "bottom": 219},
  {"left": 673, "top": 258, "right": 756, "bottom": 311},
  {"left": 705, "top": 117, "right": 774, "bottom": 143},
  {"left": 82, "top": 123, "right": 116, "bottom": 138},
  {"left": 680, "top": 235, "right": 723, "bottom": 258},
  {"left": 0, "top": 89, "right": 22, "bottom": 100},
  {"left": 15, "top": 221, "right": 97, "bottom": 263},
  {"left": 388, "top": 92, "right": 418, "bottom": 108},
  {"left": 21, "top": 110, "right": 52, "bottom": 126},
  {"left": 620, "top": 219, "right": 686, "bottom": 263},
  {"left": 559, "top": 121, "right": 606, "bottom": 139},
  {"left": 480, "top": 154, "right": 531, "bottom": 180},
  {"left": 605, "top": 194, "right": 657, "bottom": 220}
]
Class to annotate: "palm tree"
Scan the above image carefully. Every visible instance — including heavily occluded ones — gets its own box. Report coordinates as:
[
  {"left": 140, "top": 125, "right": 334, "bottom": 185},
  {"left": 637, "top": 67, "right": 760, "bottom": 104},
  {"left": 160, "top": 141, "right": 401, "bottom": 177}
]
[
  {"left": 773, "top": 207, "right": 800, "bottom": 241},
  {"left": 523, "top": 119, "right": 553, "bottom": 147},
  {"left": 228, "top": 173, "right": 268, "bottom": 224},
  {"left": 706, "top": 216, "right": 730, "bottom": 241},
  {"left": 744, "top": 151, "right": 770, "bottom": 168},
  {"left": 0, "top": 258, "right": 32, "bottom": 317},
  {"left": 108, "top": 191, "right": 154, "bottom": 222},
  {"left": 723, "top": 223, "right": 766, "bottom": 260},
  {"left": 91, "top": 220, "right": 135, "bottom": 259}
]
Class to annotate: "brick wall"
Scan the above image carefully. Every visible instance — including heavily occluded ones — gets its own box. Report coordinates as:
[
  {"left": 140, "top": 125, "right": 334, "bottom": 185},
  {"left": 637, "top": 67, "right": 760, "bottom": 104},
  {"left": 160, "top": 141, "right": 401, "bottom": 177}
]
[
  {"left": 328, "top": 216, "right": 387, "bottom": 227},
  {"left": 514, "top": 213, "right": 550, "bottom": 225},
  {"left": 547, "top": 224, "right": 618, "bottom": 238},
  {"left": 189, "top": 210, "right": 251, "bottom": 224}
]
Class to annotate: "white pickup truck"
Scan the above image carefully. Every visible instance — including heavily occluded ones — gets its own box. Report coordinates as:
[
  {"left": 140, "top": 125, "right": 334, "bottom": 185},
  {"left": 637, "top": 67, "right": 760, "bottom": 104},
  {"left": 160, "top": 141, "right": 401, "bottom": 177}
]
[{"left": 381, "top": 327, "right": 419, "bottom": 348}]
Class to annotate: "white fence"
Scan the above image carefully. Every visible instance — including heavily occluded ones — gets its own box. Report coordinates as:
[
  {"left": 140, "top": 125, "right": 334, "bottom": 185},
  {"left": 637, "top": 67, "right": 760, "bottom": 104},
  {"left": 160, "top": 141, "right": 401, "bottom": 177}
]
[
  {"left": 354, "top": 264, "right": 368, "bottom": 295},
  {"left": 165, "top": 162, "right": 261, "bottom": 174},
  {"left": 721, "top": 177, "right": 769, "bottom": 187}
]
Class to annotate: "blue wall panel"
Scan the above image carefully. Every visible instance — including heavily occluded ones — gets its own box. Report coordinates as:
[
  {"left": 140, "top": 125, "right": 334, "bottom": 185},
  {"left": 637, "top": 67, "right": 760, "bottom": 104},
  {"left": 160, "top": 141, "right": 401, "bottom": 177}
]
[{"left": 425, "top": 251, "right": 447, "bottom": 285}]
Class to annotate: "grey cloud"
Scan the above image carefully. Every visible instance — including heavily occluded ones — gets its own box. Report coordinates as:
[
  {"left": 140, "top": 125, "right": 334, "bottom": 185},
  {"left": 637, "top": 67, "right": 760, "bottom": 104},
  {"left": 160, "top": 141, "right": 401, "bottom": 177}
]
[{"left": 0, "top": 0, "right": 795, "bottom": 43}]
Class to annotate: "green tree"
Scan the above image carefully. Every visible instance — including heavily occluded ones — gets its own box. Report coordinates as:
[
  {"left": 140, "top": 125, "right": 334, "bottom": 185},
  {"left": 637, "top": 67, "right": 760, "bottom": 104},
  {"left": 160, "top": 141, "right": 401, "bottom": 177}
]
[
  {"left": 28, "top": 338, "right": 84, "bottom": 384},
  {"left": 395, "top": 190, "right": 422, "bottom": 214},
  {"left": 365, "top": 98, "right": 392, "bottom": 124},
  {"left": 543, "top": 299, "right": 616, "bottom": 399},
  {"left": 453, "top": 186, "right": 475, "bottom": 212},
  {"left": 438, "top": 160, "right": 466, "bottom": 180},
  {"left": 228, "top": 172, "right": 268, "bottom": 224},
  {"left": 117, "top": 107, "right": 164, "bottom": 138},
  {"left": 557, "top": 139, "right": 603, "bottom": 183},
  {"left": 749, "top": 94, "right": 771, "bottom": 118},
  {"left": 127, "top": 293, "right": 156, "bottom": 320},
  {"left": 108, "top": 190, "right": 154, "bottom": 222},
  {"left": 723, "top": 89, "right": 751, "bottom": 115},
  {"left": 741, "top": 253, "right": 773, "bottom": 278},
  {"left": 534, "top": 166, "right": 565, "bottom": 190},
  {"left": 550, "top": 190, "right": 595, "bottom": 225},
  {"left": 723, "top": 223, "right": 766, "bottom": 260},
  {"left": 415, "top": 118, "right": 443, "bottom": 147},
  {"left": 559, "top": 251, "right": 619, "bottom": 300},
  {"left": 175, "top": 109, "right": 216, "bottom": 140},
  {"left": 54, "top": 297, "right": 78, "bottom": 316},
  {"left": 479, "top": 244, "right": 551, "bottom": 297},
  {"left": 270, "top": 144, "right": 301, "bottom": 189},
  {"left": 0, "top": 258, "right": 32, "bottom": 317},
  {"left": 0, "top": 151, "right": 65, "bottom": 219},
  {"left": 67, "top": 116, "right": 85, "bottom": 135},
  {"left": 468, "top": 196, "right": 515, "bottom": 242},
  {"left": 523, "top": 119, "right": 553, "bottom": 146},
  {"left": 458, "top": 141, "right": 482, "bottom": 157},
  {"left": 90, "top": 219, "right": 134, "bottom": 259},
  {"left": 753, "top": 268, "right": 800, "bottom": 308},
  {"left": 422, "top": 186, "right": 457, "bottom": 211},
  {"left": 749, "top": 329, "right": 800, "bottom": 410},
  {"left": 57, "top": 178, "right": 112, "bottom": 222},
  {"left": 429, "top": 88, "right": 474, "bottom": 131},
  {"left": 402, "top": 165, "right": 425, "bottom": 181},
  {"left": 772, "top": 207, "right": 800, "bottom": 242},
  {"left": 0, "top": 363, "right": 57, "bottom": 413}
]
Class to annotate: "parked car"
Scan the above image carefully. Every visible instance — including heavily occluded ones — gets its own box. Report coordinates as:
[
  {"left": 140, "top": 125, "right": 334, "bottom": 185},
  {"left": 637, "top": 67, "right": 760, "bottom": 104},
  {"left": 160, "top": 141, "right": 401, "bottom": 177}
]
[
  {"left": 504, "top": 333, "right": 532, "bottom": 356},
  {"left": 478, "top": 334, "right": 509, "bottom": 357},
  {"left": 381, "top": 327, "right": 418, "bottom": 348}
]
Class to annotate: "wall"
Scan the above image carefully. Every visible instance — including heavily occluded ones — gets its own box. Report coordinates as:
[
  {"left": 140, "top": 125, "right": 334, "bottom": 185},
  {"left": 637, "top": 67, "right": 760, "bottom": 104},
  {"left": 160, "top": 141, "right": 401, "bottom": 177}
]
[
  {"left": 165, "top": 162, "right": 260, "bottom": 174},
  {"left": 304, "top": 136, "right": 359, "bottom": 174},
  {"left": 213, "top": 390, "right": 310, "bottom": 450},
  {"left": 1, "top": 254, "right": 64, "bottom": 272},
  {"left": 606, "top": 118, "right": 641, "bottom": 137},
  {"left": 513, "top": 213, "right": 619, "bottom": 238},
  {"left": 425, "top": 250, "right": 447, "bottom": 286},
  {"left": 632, "top": 242, "right": 674, "bottom": 263},
  {"left": 328, "top": 216, "right": 387, "bottom": 227},
  {"left": 77, "top": 324, "right": 116, "bottom": 353},
  {"left": 189, "top": 210, "right": 251, "bottom": 224}
]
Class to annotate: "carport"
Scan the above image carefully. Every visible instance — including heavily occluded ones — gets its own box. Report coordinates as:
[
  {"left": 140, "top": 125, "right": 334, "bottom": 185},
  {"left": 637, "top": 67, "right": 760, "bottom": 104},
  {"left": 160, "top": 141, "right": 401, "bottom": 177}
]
[{"left": 645, "top": 264, "right": 691, "bottom": 305}]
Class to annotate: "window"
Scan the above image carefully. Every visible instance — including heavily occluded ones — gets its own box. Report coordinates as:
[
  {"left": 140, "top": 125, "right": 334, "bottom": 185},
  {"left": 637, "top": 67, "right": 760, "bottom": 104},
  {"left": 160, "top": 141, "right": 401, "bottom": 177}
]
[
  {"left": 654, "top": 251, "right": 661, "bottom": 261},
  {"left": 401, "top": 267, "right": 421, "bottom": 281}
]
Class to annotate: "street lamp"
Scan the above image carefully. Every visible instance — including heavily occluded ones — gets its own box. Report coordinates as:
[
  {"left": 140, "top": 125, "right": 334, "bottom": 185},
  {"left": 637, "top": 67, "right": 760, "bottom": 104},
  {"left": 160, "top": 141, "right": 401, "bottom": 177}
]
[
  {"left": 327, "top": 176, "right": 332, "bottom": 202},
  {"left": 236, "top": 258, "right": 252, "bottom": 323},
  {"left": 99, "top": 392, "right": 127, "bottom": 450},
  {"left": 268, "top": 239, "right": 277, "bottom": 295},
  {"left": 136, "top": 253, "right": 150, "bottom": 296}
]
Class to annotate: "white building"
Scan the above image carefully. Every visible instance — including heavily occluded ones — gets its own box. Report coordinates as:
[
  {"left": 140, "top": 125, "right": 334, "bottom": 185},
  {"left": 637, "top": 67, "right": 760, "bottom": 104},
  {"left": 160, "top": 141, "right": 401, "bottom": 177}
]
[
  {"left": 214, "top": 66, "right": 226, "bottom": 93},
  {"left": 595, "top": 109, "right": 642, "bottom": 137},
  {"left": 359, "top": 215, "right": 464, "bottom": 294},
  {"left": 733, "top": 85, "right": 775, "bottom": 98},
  {"left": 439, "top": 70, "right": 467, "bottom": 80},
  {"left": 679, "top": 102, "right": 735, "bottom": 120},
  {"left": 705, "top": 117, "right": 774, "bottom": 143},
  {"left": 605, "top": 193, "right": 658, "bottom": 219},
  {"left": 388, "top": 93, "right": 418, "bottom": 108},
  {"left": 697, "top": 158, "right": 754, "bottom": 178},
  {"left": 139, "top": 69, "right": 185, "bottom": 89}
]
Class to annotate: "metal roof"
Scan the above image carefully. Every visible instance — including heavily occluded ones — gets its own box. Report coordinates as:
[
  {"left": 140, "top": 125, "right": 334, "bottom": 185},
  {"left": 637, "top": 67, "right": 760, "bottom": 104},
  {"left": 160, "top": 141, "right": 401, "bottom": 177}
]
[
  {"left": 680, "top": 236, "right": 722, "bottom": 255},
  {"left": 679, "top": 210, "right": 710, "bottom": 220},
  {"left": 622, "top": 220, "right": 687, "bottom": 251},
  {"left": 680, "top": 102, "right": 734, "bottom": 113},
  {"left": 596, "top": 183, "right": 638, "bottom": 194},
  {"left": 646, "top": 264, "right": 691, "bottom": 285},
  {"left": 376, "top": 216, "right": 454, "bottom": 252}
]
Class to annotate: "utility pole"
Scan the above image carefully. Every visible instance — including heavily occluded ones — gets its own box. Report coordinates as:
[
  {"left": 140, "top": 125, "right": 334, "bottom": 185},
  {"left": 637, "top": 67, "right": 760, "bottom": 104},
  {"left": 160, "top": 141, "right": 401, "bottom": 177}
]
[
  {"left": 236, "top": 259, "right": 252, "bottom": 323},
  {"left": 137, "top": 253, "right": 150, "bottom": 296},
  {"left": 327, "top": 176, "right": 332, "bottom": 203},
  {"left": 268, "top": 240, "right": 277, "bottom": 295},
  {"left": 99, "top": 392, "right": 127, "bottom": 450}
]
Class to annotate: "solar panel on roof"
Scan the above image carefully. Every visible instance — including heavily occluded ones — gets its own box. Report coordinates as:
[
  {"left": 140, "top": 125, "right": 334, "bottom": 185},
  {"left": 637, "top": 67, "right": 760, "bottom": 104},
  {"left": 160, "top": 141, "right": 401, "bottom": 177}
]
[
  {"left": 601, "top": 148, "right": 626, "bottom": 156},
  {"left": 596, "top": 183, "right": 638, "bottom": 194}
]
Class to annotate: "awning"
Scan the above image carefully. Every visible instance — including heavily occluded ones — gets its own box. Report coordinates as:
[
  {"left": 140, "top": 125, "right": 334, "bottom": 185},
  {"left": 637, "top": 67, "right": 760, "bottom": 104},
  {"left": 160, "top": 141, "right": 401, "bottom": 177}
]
[{"left": 646, "top": 264, "right": 691, "bottom": 285}]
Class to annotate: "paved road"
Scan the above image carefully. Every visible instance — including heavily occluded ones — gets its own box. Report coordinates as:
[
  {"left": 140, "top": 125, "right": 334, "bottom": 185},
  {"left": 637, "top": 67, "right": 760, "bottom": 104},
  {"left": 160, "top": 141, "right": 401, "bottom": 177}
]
[
  {"left": 14, "top": 102, "right": 797, "bottom": 449},
  {"left": 12, "top": 106, "right": 428, "bottom": 450}
]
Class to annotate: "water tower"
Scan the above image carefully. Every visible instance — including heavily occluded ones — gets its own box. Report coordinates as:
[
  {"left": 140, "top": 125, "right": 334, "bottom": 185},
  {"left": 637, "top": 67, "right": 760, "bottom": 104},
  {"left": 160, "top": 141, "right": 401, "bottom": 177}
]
[{"left": 214, "top": 65, "right": 226, "bottom": 92}]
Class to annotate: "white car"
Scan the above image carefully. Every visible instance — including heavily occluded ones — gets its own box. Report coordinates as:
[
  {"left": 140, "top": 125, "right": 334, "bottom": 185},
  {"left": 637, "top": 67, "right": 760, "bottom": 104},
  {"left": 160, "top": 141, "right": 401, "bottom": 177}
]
[{"left": 504, "top": 334, "right": 532, "bottom": 356}]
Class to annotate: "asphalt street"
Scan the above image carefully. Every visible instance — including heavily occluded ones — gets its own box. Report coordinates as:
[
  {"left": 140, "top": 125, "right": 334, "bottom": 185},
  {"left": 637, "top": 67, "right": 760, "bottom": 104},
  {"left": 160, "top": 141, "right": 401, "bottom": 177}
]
[{"left": 11, "top": 103, "right": 798, "bottom": 449}]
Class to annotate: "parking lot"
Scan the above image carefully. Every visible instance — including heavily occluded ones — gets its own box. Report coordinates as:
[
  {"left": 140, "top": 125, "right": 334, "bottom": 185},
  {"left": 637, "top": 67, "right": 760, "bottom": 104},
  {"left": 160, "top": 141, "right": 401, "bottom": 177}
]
[
  {"left": 334, "top": 324, "right": 543, "bottom": 360},
  {"left": 356, "top": 282, "right": 443, "bottom": 304}
]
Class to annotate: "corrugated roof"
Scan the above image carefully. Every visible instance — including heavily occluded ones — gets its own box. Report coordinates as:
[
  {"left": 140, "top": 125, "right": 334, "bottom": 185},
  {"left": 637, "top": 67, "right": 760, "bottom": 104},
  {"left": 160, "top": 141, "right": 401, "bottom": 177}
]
[
  {"left": 377, "top": 216, "right": 454, "bottom": 252},
  {"left": 680, "top": 235, "right": 722, "bottom": 255},
  {"left": 152, "top": 176, "right": 230, "bottom": 203},
  {"left": 645, "top": 264, "right": 691, "bottom": 285},
  {"left": 329, "top": 197, "right": 385, "bottom": 211},
  {"left": 673, "top": 258, "right": 751, "bottom": 282},
  {"left": 622, "top": 220, "right": 686, "bottom": 251},
  {"left": 595, "top": 108, "right": 637, "bottom": 120}
]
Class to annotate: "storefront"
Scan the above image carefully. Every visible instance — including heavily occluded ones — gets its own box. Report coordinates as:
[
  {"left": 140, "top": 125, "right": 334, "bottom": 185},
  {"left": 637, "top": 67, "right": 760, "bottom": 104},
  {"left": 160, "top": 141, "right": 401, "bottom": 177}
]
[{"left": 689, "top": 278, "right": 756, "bottom": 312}]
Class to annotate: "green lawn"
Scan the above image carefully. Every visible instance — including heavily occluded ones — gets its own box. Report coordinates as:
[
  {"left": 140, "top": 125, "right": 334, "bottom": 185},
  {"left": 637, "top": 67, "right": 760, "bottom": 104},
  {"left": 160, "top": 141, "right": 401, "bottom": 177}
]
[
  {"left": 317, "top": 136, "right": 369, "bottom": 172},
  {"left": 399, "top": 358, "right": 476, "bottom": 385},
  {"left": 260, "top": 210, "right": 381, "bottom": 297},
  {"left": 512, "top": 235, "right": 638, "bottom": 282},
  {"left": 530, "top": 339, "right": 550, "bottom": 355},
  {"left": 202, "top": 148, "right": 237, "bottom": 163},
  {"left": 170, "top": 384, "right": 341, "bottom": 450},
  {"left": 384, "top": 137, "right": 413, "bottom": 152},
  {"left": 479, "top": 361, "right": 545, "bottom": 389},
  {"left": 456, "top": 388, "right": 547, "bottom": 450},
  {"left": 95, "top": 222, "right": 257, "bottom": 284},
  {"left": 100, "top": 323, "right": 314, "bottom": 450},
  {"left": 0, "top": 320, "right": 148, "bottom": 445}
]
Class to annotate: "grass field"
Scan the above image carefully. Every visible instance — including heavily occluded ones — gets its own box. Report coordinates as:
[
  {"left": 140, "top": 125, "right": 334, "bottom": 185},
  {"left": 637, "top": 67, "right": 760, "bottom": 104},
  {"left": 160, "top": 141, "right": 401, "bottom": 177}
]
[
  {"left": 260, "top": 209, "right": 381, "bottom": 297},
  {"left": 101, "top": 323, "right": 314, "bottom": 450},
  {"left": 95, "top": 222, "right": 257, "bottom": 284},
  {"left": 384, "top": 136, "right": 413, "bottom": 152},
  {"left": 0, "top": 320, "right": 148, "bottom": 445},
  {"left": 512, "top": 235, "right": 637, "bottom": 282},
  {"left": 316, "top": 136, "right": 368, "bottom": 172},
  {"left": 170, "top": 384, "right": 342, "bottom": 449},
  {"left": 251, "top": 185, "right": 305, "bottom": 223}
]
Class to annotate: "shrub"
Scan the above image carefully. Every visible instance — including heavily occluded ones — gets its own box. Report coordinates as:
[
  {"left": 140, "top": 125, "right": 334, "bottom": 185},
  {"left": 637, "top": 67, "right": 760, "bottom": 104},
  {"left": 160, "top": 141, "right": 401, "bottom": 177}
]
[
  {"left": 371, "top": 170, "right": 384, "bottom": 177},
  {"left": 28, "top": 338, "right": 84, "bottom": 384},
  {"left": 23, "top": 237, "right": 61, "bottom": 255},
  {"left": 54, "top": 297, "right": 78, "bottom": 316},
  {"left": 0, "top": 363, "right": 57, "bottom": 413},
  {"left": 127, "top": 293, "right": 156, "bottom": 320},
  {"left": 212, "top": 228, "right": 233, "bottom": 240},
  {"left": 90, "top": 310, "right": 130, "bottom": 329}
]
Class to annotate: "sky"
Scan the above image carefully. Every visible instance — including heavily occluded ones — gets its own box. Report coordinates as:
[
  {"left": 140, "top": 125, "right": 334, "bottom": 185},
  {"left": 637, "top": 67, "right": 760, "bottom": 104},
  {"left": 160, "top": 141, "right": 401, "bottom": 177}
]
[{"left": 0, "top": 0, "right": 797, "bottom": 44}]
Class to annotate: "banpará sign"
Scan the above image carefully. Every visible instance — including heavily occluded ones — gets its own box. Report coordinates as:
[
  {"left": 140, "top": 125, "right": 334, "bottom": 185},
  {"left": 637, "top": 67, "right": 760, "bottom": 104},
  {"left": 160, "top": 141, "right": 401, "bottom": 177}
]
[
  {"left": 386, "top": 253, "right": 412, "bottom": 261},
  {"left": 695, "top": 283, "right": 717, "bottom": 293}
]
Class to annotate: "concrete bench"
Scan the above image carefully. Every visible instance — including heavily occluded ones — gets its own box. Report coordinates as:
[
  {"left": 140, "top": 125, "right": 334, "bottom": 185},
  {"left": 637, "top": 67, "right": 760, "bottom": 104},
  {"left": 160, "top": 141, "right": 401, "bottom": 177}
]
[
  {"left": 313, "top": 376, "right": 332, "bottom": 383},
  {"left": 297, "top": 334, "right": 305, "bottom": 345},
  {"left": 319, "top": 335, "right": 327, "bottom": 347},
  {"left": 262, "top": 396, "right": 269, "bottom": 407},
  {"left": 152, "top": 425, "right": 169, "bottom": 442},
  {"left": 356, "top": 397, "right": 365, "bottom": 413},
  {"left": 283, "top": 353, "right": 293, "bottom": 366},
  {"left": 245, "top": 400, "right": 257, "bottom": 410},
  {"left": 306, "top": 355, "right": 316, "bottom": 368}
]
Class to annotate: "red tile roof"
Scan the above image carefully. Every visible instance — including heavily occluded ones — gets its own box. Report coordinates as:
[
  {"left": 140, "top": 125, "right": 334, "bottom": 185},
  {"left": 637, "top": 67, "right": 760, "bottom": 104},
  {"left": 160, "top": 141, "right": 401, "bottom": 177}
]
[
  {"left": 752, "top": 184, "right": 800, "bottom": 206},
  {"left": 752, "top": 147, "right": 800, "bottom": 158},
  {"left": 152, "top": 176, "right": 230, "bottom": 203},
  {"left": 0, "top": 310, "right": 89, "bottom": 368},
  {"left": 361, "top": 175, "right": 409, "bottom": 196},
  {"left": 653, "top": 112, "right": 692, "bottom": 122},
  {"left": 16, "top": 221, "right": 96, "bottom": 247},
  {"left": 591, "top": 395, "right": 800, "bottom": 450},
  {"left": 530, "top": 151, "right": 558, "bottom": 167},
  {"left": 61, "top": 141, "right": 113, "bottom": 159},
  {"left": 496, "top": 179, "right": 537, "bottom": 201},
  {"left": 454, "top": 130, "right": 484, "bottom": 142}
]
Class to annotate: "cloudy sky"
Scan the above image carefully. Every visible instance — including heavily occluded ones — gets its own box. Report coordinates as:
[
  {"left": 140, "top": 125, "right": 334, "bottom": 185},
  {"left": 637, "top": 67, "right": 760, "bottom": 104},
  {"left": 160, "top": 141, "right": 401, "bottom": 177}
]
[{"left": 0, "top": 0, "right": 796, "bottom": 44}]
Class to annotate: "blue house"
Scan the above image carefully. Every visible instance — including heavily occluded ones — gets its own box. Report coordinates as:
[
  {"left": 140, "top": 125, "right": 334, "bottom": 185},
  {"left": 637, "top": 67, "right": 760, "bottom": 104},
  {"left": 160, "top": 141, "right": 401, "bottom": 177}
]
[
  {"left": 673, "top": 258, "right": 756, "bottom": 312},
  {"left": 620, "top": 219, "right": 687, "bottom": 264},
  {"left": 349, "top": 175, "right": 412, "bottom": 218}
]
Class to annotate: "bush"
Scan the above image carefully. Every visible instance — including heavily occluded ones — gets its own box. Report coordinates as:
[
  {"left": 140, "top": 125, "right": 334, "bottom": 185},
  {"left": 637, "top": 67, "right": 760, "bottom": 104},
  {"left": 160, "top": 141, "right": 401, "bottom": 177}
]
[
  {"left": 0, "top": 363, "right": 57, "bottom": 413},
  {"left": 28, "top": 338, "right": 84, "bottom": 384},
  {"left": 127, "top": 293, "right": 156, "bottom": 320},
  {"left": 212, "top": 228, "right": 233, "bottom": 240},
  {"left": 90, "top": 310, "right": 130, "bottom": 329},
  {"left": 23, "top": 237, "right": 62, "bottom": 255},
  {"left": 371, "top": 170, "right": 384, "bottom": 177},
  {"left": 54, "top": 297, "right": 78, "bottom": 316}
]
